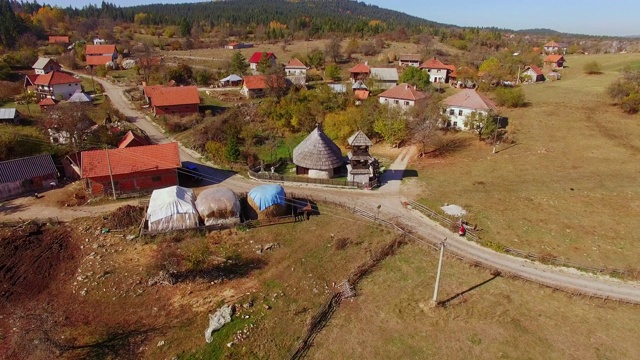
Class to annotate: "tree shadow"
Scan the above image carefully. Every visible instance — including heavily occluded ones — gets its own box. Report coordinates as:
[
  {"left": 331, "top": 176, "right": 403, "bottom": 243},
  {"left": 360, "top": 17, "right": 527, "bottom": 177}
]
[
  {"left": 426, "top": 137, "right": 471, "bottom": 158},
  {"left": 440, "top": 274, "right": 499, "bottom": 307},
  {"left": 174, "top": 255, "right": 267, "bottom": 283},
  {"left": 46, "top": 326, "right": 158, "bottom": 359},
  {"left": 0, "top": 201, "right": 25, "bottom": 215}
]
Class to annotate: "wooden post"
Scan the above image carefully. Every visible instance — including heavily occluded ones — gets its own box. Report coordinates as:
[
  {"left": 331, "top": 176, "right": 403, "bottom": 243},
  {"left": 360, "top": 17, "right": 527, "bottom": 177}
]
[
  {"left": 105, "top": 146, "right": 117, "bottom": 200},
  {"left": 431, "top": 238, "right": 447, "bottom": 307}
]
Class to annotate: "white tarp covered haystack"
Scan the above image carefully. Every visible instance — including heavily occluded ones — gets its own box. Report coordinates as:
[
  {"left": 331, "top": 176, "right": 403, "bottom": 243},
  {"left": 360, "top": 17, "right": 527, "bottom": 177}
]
[
  {"left": 147, "top": 186, "right": 199, "bottom": 232},
  {"left": 195, "top": 187, "right": 241, "bottom": 227}
]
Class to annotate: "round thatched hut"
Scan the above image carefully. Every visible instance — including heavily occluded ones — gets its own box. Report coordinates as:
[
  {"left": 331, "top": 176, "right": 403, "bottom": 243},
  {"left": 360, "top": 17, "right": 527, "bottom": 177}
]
[
  {"left": 293, "top": 124, "right": 345, "bottom": 179},
  {"left": 146, "top": 186, "right": 199, "bottom": 232},
  {"left": 247, "top": 184, "right": 287, "bottom": 219},
  {"left": 195, "top": 187, "right": 241, "bottom": 227}
]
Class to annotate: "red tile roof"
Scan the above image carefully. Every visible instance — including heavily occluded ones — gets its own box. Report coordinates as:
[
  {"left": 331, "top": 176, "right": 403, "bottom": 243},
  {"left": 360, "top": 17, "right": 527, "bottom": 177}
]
[
  {"left": 85, "top": 44, "right": 116, "bottom": 55},
  {"left": 354, "top": 89, "right": 369, "bottom": 100},
  {"left": 242, "top": 75, "right": 286, "bottom": 90},
  {"left": 118, "top": 130, "right": 150, "bottom": 148},
  {"left": 544, "top": 41, "right": 559, "bottom": 47},
  {"left": 86, "top": 55, "right": 114, "bottom": 66},
  {"left": 349, "top": 63, "right": 371, "bottom": 73},
  {"left": 49, "top": 36, "right": 69, "bottom": 43},
  {"left": 81, "top": 143, "right": 180, "bottom": 178},
  {"left": 286, "top": 58, "right": 307, "bottom": 69},
  {"left": 38, "top": 98, "right": 56, "bottom": 106},
  {"left": 248, "top": 52, "right": 276, "bottom": 63},
  {"left": 143, "top": 85, "right": 200, "bottom": 107},
  {"left": 419, "top": 57, "right": 449, "bottom": 70},
  {"left": 227, "top": 42, "right": 239, "bottom": 46},
  {"left": 527, "top": 64, "right": 543, "bottom": 75},
  {"left": 443, "top": 89, "right": 497, "bottom": 112},
  {"left": 25, "top": 74, "right": 39, "bottom": 85},
  {"left": 544, "top": 55, "right": 565, "bottom": 63},
  {"left": 33, "top": 71, "right": 81, "bottom": 86},
  {"left": 379, "top": 83, "right": 428, "bottom": 101}
]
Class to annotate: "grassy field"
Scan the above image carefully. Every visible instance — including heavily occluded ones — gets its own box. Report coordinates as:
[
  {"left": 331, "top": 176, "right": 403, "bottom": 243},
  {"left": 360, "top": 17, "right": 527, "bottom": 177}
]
[
  {"left": 308, "top": 242, "right": 640, "bottom": 359},
  {"left": 415, "top": 53, "right": 640, "bottom": 269}
]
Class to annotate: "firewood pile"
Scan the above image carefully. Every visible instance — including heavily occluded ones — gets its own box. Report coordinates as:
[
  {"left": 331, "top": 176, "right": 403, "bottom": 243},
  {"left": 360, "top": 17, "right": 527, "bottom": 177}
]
[{"left": 105, "top": 205, "right": 145, "bottom": 229}]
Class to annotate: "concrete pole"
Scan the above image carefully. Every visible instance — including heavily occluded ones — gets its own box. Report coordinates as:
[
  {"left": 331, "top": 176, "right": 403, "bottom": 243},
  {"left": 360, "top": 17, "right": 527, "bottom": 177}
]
[{"left": 431, "top": 238, "right": 447, "bottom": 307}]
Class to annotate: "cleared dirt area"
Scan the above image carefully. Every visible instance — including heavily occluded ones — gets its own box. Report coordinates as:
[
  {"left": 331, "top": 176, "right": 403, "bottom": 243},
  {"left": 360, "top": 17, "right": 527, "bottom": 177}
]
[
  {"left": 415, "top": 53, "right": 640, "bottom": 269},
  {"left": 308, "top": 243, "right": 640, "bottom": 359}
]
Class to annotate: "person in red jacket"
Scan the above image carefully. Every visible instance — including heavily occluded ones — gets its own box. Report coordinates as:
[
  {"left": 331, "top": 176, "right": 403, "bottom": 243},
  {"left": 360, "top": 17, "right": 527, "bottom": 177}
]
[{"left": 459, "top": 225, "right": 466, "bottom": 236}]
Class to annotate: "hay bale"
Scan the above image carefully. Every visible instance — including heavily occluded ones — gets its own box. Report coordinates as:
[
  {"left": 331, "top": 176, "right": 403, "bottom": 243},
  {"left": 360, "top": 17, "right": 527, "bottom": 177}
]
[
  {"left": 195, "top": 187, "right": 241, "bottom": 226},
  {"left": 247, "top": 196, "right": 287, "bottom": 220}
]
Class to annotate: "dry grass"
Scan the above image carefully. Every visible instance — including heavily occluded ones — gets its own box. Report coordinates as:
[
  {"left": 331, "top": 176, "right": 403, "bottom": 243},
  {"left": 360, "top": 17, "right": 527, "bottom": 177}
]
[
  {"left": 415, "top": 53, "right": 640, "bottom": 269},
  {"left": 308, "top": 243, "right": 640, "bottom": 359}
]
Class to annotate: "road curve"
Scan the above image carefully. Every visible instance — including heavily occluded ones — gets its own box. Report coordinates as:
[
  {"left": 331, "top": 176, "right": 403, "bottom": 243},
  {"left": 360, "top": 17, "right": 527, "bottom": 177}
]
[{"left": 67, "top": 73, "right": 640, "bottom": 304}]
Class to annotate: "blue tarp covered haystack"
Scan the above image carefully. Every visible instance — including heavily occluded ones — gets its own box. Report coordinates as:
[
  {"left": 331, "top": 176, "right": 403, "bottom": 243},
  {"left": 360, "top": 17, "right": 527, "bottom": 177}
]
[{"left": 247, "top": 184, "right": 286, "bottom": 219}]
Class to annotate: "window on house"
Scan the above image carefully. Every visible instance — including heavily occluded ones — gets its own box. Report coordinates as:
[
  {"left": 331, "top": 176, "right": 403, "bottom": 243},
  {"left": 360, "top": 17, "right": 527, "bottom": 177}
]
[
  {"left": 394, "top": 100, "right": 399, "bottom": 105},
  {"left": 458, "top": 110, "right": 463, "bottom": 116},
  {"left": 405, "top": 101, "right": 410, "bottom": 106},
  {"left": 449, "top": 109, "right": 455, "bottom": 115},
  {"left": 151, "top": 176, "right": 161, "bottom": 182},
  {"left": 453, "top": 121, "right": 458, "bottom": 128}
]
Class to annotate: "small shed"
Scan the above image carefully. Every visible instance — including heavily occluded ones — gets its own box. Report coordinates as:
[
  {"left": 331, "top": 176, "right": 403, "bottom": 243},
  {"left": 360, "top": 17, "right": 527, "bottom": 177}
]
[
  {"left": 219, "top": 74, "right": 243, "bottom": 87},
  {"left": 195, "top": 187, "right": 241, "bottom": 227},
  {"left": 0, "top": 154, "right": 58, "bottom": 201},
  {"left": 247, "top": 184, "right": 287, "bottom": 219},
  {"left": 146, "top": 186, "right": 199, "bottom": 232},
  {"left": 293, "top": 124, "right": 345, "bottom": 179},
  {"left": 68, "top": 91, "right": 93, "bottom": 103},
  {"left": 0, "top": 108, "right": 19, "bottom": 123}
]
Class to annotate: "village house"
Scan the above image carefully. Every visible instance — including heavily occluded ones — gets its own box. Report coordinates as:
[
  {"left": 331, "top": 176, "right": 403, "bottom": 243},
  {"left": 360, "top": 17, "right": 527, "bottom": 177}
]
[
  {"left": 225, "top": 42, "right": 253, "bottom": 49},
  {"left": 143, "top": 85, "right": 200, "bottom": 115},
  {"left": 0, "top": 108, "right": 19, "bottom": 123},
  {"left": 543, "top": 41, "right": 568, "bottom": 54},
  {"left": 38, "top": 98, "right": 57, "bottom": 111},
  {"left": 544, "top": 54, "right": 565, "bottom": 69},
  {"left": 48, "top": 35, "right": 69, "bottom": 44},
  {"left": 378, "top": 83, "right": 428, "bottom": 110},
  {"left": 370, "top": 67, "right": 399, "bottom": 90},
  {"left": 284, "top": 58, "right": 308, "bottom": 85},
  {"left": 240, "top": 75, "right": 286, "bottom": 98},
  {"left": 62, "top": 151, "right": 83, "bottom": 180},
  {"left": 419, "top": 57, "right": 456, "bottom": 83},
  {"left": 398, "top": 54, "right": 422, "bottom": 67},
  {"left": 85, "top": 44, "right": 118, "bottom": 67},
  {"left": 32, "top": 57, "right": 62, "bottom": 75},
  {"left": 33, "top": 71, "right": 82, "bottom": 101},
  {"left": 0, "top": 154, "right": 58, "bottom": 201},
  {"left": 522, "top": 65, "right": 545, "bottom": 83},
  {"left": 118, "top": 130, "right": 150, "bottom": 148},
  {"left": 352, "top": 81, "right": 370, "bottom": 103},
  {"left": 81, "top": 142, "right": 181, "bottom": 197},
  {"left": 349, "top": 63, "right": 371, "bottom": 82},
  {"left": 248, "top": 52, "right": 277, "bottom": 72},
  {"left": 293, "top": 124, "right": 345, "bottom": 179},
  {"left": 93, "top": 38, "right": 107, "bottom": 45},
  {"left": 443, "top": 89, "right": 497, "bottom": 130}
]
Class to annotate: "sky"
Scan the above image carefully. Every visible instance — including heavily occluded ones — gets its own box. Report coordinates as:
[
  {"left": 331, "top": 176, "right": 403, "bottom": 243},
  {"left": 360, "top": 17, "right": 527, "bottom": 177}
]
[{"left": 42, "top": 0, "right": 639, "bottom": 37}]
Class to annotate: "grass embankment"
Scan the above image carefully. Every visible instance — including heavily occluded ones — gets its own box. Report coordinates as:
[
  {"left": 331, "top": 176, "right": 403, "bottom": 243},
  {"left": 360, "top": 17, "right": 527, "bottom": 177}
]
[
  {"left": 309, "top": 242, "right": 640, "bottom": 359},
  {"left": 416, "top": 53, "right": 640, "bottom": 269}
]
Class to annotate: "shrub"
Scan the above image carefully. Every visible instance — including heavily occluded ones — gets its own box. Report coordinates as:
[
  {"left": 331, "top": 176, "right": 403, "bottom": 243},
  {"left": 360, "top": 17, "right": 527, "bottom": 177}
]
[
  {"left": 621, "top": 93, "right": 640, "bottom": 114},
  {"left": 494, "top": 87, "right": 526, "bottom": 108},
  {"left": 583, "top": 61, "right": 602, "bottom": 75}
]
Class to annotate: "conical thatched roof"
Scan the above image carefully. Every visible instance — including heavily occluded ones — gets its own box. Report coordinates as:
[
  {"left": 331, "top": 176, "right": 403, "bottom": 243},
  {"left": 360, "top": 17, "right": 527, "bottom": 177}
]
[
  {"left": 347, "top": 130, "right": 372, "bottom": 146},
  {"left": 293, "top": 125, "right": 344, "bottom": 170}
]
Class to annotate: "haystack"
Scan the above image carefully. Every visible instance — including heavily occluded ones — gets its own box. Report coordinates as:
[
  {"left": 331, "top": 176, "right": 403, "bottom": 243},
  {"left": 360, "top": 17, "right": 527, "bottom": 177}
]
[
  {"left": 195, "top": 187, "right": 241, "bottom": 226},
  {"left": 146, "top": 186, "right": 199, "bottom": 232},
  {"left": 293, "top": 124, "right": 344, "bottom": 179},
  {"left": 247, "top": 184, "right": 287, "bottom": 219}
]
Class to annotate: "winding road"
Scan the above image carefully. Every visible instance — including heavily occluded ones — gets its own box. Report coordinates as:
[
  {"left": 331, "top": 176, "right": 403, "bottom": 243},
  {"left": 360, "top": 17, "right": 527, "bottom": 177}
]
[{"left": 7, "top": 73, "right": 640, "bottom": 304}]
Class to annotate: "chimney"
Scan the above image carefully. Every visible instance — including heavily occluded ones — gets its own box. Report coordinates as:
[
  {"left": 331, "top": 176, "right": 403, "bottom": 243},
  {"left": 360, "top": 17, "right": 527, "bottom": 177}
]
[{"left": 365, "top": 61, "right": 368, "bottom": 66}]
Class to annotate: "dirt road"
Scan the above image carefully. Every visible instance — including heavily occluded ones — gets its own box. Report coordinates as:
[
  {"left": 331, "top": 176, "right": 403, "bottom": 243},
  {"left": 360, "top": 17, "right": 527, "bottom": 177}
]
[{"left": 29, "top": 73, "right": 640, "bottom": 304}]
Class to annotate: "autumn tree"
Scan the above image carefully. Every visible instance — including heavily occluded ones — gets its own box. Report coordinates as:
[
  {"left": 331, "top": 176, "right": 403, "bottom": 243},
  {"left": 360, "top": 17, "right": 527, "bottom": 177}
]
[
  {"left": 324, "top": 64, "right": 341, "bottom": 81},
  {"left": 465, "top": 110, "right": 497, "bottom": 141},
  {"left": 325, "top": 36, "right": 343, "bottom": 63},
  {"left": 306, "top": 48, "right": 325, "bottom": 69},
  {"left": 374, "top": 106, "right": 407, "bottom": 147},
  {"left": 344, "top": 38, "right": 360, "bottom": 59},
  {"left": 408, "top": 100, "right": 448, "bottom": 155}
]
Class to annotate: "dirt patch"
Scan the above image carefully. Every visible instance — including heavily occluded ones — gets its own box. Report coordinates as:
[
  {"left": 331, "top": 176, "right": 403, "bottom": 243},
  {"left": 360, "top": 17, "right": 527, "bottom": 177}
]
[{"left": 0, "top": 224, "right": 77, "bottom": 303}]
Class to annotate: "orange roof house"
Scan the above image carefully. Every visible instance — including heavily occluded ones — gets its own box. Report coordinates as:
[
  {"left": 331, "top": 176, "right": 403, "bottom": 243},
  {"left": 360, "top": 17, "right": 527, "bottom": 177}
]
[
  {"left": 240, "top": 75, "right": 287, "bottom": 98},
  {"left": 378, "top": 83, "right": 428, "bottom": 109},
  {"left": 118, "top": 130, "right": 150, "bottom": 148},
  {"left": 443, "top": 89, "right": 497, "bottom": 130},
  {"left": 81, "top": 142, "right": 181, "bottom": 196},
  {"left": 349, "top": 63, "right": 371, "bottom": 82},
  {"left": 544, "top": 55, "right": 565, "bottom": 68},
  {"left": 33, "top": 71, "right": 82, "bottom": 101},
  {"left": 85, "top": 44, "right": 117, "bottom": 66},
  {"left": 522, "top": 64, "right": 545, "bottom": 82},
  {"left": 48, "top": 35, "right": 69, "bottom": 44},
  {"left": 143, "top": 85, "right": 200, "bottom": 116},
  {"left": 419, "top": 57, "right": 456, "bottom": 83}
]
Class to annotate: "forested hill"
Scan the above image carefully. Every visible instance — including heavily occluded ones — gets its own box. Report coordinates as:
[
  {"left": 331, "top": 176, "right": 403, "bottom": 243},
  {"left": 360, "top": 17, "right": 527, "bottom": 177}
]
[{"left": 65, "top": 0, "right": 452, "bottom": 36}]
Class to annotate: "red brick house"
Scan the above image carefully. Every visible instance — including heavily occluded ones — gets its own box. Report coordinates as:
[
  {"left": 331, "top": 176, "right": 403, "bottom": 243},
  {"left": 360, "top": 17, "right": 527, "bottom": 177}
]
[
  {"left": 143, "top": 85, "right": 200, "bottom": 115},
  {"left": 81, "top": 142, "right": 181, "bottom": 197}
]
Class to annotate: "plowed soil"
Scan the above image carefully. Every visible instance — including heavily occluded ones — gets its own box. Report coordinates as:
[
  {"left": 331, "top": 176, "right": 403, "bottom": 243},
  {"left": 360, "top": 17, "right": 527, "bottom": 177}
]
[{"left": 0, "top": 224, "right": 78, "bottom": 303}]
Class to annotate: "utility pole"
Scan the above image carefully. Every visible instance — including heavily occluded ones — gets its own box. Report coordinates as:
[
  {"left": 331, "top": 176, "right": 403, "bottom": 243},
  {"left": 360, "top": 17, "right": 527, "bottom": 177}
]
[
  {"left": 105, "top": 146, "right": 117, "bottom": 200},
  {"left": 516, "top": 65, "right": 521, "bottom": 85},
  {"left": 431, "top": 238, "right": 447, "bottom": 307},
  {"left": 492, "top": 117, "right": 500, "bottom": 154}
]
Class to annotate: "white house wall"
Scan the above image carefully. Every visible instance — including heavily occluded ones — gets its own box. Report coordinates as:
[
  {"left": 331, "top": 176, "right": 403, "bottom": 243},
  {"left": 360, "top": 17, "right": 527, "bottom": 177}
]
[
  {"left": 446, "top": 106, "right": 490, "bottom": 130},
  {"left": 51, "top": 83, "right": 82, "bottom": 100},
  {"left": 379, "top": 96, "right": 415, "bottom": 110}
]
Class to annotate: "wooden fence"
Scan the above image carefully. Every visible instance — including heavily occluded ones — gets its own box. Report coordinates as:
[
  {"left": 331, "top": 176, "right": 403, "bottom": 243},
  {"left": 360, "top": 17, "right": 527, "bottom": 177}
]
[{"left": 248, "top": 169, "right": 378, "bottom": 189}]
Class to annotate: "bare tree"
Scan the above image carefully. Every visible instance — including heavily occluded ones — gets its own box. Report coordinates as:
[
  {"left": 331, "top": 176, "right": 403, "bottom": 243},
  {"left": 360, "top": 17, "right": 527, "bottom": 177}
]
[
  {"left": 408, "top": 100, "right": 448, "bottom": 155},
  {"left": 325, "top": 35, "right": 343, "bottom": 63}
]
